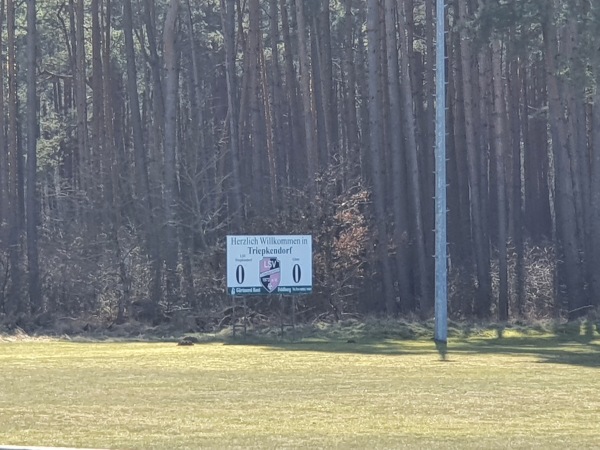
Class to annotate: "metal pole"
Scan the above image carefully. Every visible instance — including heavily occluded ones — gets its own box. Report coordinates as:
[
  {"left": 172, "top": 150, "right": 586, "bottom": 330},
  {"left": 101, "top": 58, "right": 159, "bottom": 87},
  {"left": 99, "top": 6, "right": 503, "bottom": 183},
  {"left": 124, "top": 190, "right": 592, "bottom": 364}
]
[
  {"left": 243, "top": 295, "right": 248, "bottom": 338},
  {"left": 434, "top": 0, "right": 448, "bottom": 343},
  {"left": 232, "top": 295, "right": 237, "bottom": 339},
  {"left": 291, "top": 296, "right": 296, "bottom": 341},
  {"left": 279, "top": 294, "right": 284, "bottom": 339}
]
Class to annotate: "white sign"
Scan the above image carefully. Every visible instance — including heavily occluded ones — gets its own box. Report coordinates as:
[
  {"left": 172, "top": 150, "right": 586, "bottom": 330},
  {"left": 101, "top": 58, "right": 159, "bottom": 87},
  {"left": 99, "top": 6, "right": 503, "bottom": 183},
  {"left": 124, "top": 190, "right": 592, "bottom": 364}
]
[{"left": 227, "top": 235, "right": 312, "bottom": 295}]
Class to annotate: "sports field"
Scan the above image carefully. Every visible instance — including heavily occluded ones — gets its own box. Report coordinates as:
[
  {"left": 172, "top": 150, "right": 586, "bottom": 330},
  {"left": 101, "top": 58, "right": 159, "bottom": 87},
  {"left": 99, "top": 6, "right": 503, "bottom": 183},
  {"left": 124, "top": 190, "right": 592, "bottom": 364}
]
[{"left": 0, "top": 328, "right": 599, "bottom": 449}]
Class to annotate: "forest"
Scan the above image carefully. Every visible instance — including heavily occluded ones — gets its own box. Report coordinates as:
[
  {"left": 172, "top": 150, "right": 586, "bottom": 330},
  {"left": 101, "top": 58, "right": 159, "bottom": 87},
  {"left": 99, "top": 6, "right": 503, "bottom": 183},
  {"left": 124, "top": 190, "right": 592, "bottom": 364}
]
[{"left": 0, "top": 0, "right": 599, "bottom": 331}]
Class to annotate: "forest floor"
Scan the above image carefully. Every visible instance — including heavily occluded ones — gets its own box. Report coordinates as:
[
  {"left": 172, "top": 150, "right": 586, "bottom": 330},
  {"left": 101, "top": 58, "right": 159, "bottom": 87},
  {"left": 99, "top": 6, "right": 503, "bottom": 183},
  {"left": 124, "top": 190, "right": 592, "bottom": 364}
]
[{"left": 0, "top": 321, "right": 599, "bottom": 449}]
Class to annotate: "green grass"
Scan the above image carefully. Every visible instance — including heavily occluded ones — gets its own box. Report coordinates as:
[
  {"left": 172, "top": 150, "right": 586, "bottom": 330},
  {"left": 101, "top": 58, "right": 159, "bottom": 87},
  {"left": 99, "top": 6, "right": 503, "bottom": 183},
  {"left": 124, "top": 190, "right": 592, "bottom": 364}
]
[{"left": 1, "top": 329, "right": 599, "bottom": 449}]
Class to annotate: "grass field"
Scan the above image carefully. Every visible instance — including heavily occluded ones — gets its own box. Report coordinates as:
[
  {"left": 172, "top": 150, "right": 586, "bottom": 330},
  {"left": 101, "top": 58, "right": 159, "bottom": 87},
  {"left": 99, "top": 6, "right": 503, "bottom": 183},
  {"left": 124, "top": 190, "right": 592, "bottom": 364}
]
[{"left": 0, "top": 325, "right": 599, "bottom": 449}]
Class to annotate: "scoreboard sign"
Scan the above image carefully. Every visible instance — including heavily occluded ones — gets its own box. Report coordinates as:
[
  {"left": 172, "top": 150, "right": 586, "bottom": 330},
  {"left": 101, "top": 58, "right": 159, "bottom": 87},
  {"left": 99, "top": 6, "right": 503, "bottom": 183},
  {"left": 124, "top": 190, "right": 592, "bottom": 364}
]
[{"left": 227, "top": 235, "right": 312, "bottom": 295}]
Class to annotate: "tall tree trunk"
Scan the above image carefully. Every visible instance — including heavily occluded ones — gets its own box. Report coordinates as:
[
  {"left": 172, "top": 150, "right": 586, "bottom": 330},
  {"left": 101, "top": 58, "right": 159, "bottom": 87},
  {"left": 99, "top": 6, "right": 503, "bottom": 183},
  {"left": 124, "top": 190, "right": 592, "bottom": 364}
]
[
  {"left": 247, "top": 0, "right": 268, "bottom": 212},
  {"left": 294, "top": 0, "right": 318, "bottom": 198},
  {"left": 142, "top": 0, "right": 166, "bottom": 220},
  {"left": 561, "top": 14, "right": 587, "bottom": 262},
  {"left": 508, "top": 51, "right": 525, "bottom": 317},
  {"left": 142, "top": 0, "right": 165, "bottom": 121},
  {"left": 7, "top": 0, "right": 22, "bottom": 318},
  {"left": 367, "top": 0, "right": 395, "bottom": 315},
  {"left": 342, "top": 0, "right": 360, "bottom": 182},
  {"left": 397, "top": 0, "right": 432, "bottom": 314},
  {"left": 477, "top": 48, "right": 492, "bottom": 252},
  {"left": 268, "top": 0, "right": 286, "bottom": 195},
  {"left": 163, "top": 0, "right": 180, "bottom": 309},
  {"left": 74, "top": 0, "right": 88, "bottom": 195},
  {"left": 220, "top": 0, "right": 243, "bottom": 228},
  {"left": 457, "top": 0, "right": 491, "bottom": 317},
  {"left": 491, "top": 39, "right": 509, "bottom": 321},
  {"left": 185, "top": 0, "right": 212, "bottom": 215},
  {"left": 103, "top": 0, "right": 131, "bottom": 323},
  {"left": 562, "top": 13, "right": 593, "bottom": 302},
  {"left": 542, "top": 4, "right": 586, "bottom": 317},
  {"left": 91, "top": 0, "right": 104, "bottom": 229},
  {"left": 123, "top": 0, "right": 162, "bottom": 310},
  {"left": 310, "top": 17, "right": 329, "bottom": 170},
  {"left": 0, "top": 1, "right": 6, "bottom": 229},
  {"left": 26, "top": 0, "right": 41, "bottom": 315},
  {"left": 279, "top": 0, "right": 304, "bottom": 188},
  {"left": 523, "top": 59, "right": 552, "bottom": 241},
  {"left": 316, "top": 1, "right": 338, "bottom": 164},
  {"left": 590, "top": 3, "right": 600, "bottom": 307},
  {"left": 591, "top": 59, "right": 600, "bottom": 308},
  {"left": 383, "top": 0, "right": 412, "bottom": 312},
  {"left": 448, "top": 23, "right": 473, "bottom": 267},
  {"left": 422, "top": 0, "right": 436, "bottom": 260},
  {"left": 259, "top": 47, "right": 278, "bottom": 207}
]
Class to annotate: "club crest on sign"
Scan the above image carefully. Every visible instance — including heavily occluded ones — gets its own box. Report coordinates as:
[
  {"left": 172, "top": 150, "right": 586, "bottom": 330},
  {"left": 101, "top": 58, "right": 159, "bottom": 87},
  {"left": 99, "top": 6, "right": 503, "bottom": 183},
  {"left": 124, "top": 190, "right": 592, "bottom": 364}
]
[{"left": 259, "top": 257, "right": 281, "bottom": 293}]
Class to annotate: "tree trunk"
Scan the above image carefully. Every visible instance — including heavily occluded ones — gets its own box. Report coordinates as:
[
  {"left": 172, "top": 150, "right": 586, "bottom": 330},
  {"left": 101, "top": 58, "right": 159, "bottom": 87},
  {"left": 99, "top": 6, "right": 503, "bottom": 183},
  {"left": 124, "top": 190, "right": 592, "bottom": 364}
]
[
  {"left": 591, "top": 63, "right": 600, "bottom": 308},
  {"left": 457, "top": 0, "right": 491, "bottom": 317},
  {"left": 163, "top": 0, "right": 180, "bottom": 309},
  {"left": 310, "top": 17, "right": 329, "bottom": 170},
  {"left": 294, "top": 0, "right": 318, "bottom": 198},
  {"left": 542, "top": 4, "right": 586, "bottom": 317},
  {"left": 523, "top": 58, "right": 552, "bottom": 240},
  {"left": 448, "top": 23, "right": 473, "bottom": 267},
  {"left": 397, "top": 0, "right": 432, "bottom": 315},
  {"left": 220, "top": 0, "right": 244, "bottom": 228},
  {"left": 422, "top": 0, "right": 436, "bottom": 261},
  {"left": 342, "top": 0, "right": 360, "bottom": 183},
  {"left": 91, "top": 0, "right": 104, "bottom": 229},
  {"left": 367, "top": 0, "right": 395, "bottom": 315},
  {"left": 383, "top": 0, "right": 412, "bottom": 312},
  {"left": 316, "top": 1, "right": 338, "bottom": 164},
  {"left": 74, "top": 0, "right": 88, "bottom": 194},
  {"left": 142, "top": 0, "right": 166, "bottom": 220},
  {"left": 184, "top": 0, "right": 212, "bottom": 214},
  {"left": 248, "top": 0, "right": 268, "bottom": 212},
  {"left": 123, "top": 0, "right": 162, "bottom": 310},
  {"left": 7, "top": 0, "right": 22, "bottom": 319},
  {"left": 142, "top": 0, "right": 165, "bottom": 120},
  {"left": 102, "top": 0, "right": 131, "bottom": 323},
  {"left": 590, "top": 4, "right": 600, "bottom": 307},
  {"left": 356, "top": 7, "right": 371, "bottom": 183},
  {"left": 562, "top": 13, "right": 592, "bottom": 302},
  {"left": 268, "top": 0, "right": 286, "bottom": 195},
  {"left": 507, "top": 49, "right": 525, "bottom": 317},
  {"left": 491, "top": 39, "right": 509, "bottom": 321},
  {"left": 279, "top": 0, "right": 304, "bottom": 188},
  {"left": 26, "top": 0, "right": 40, "bottom": 315},
  {"left": 0, "top": 1, "right": 6, "bottom": 229},
  {"left": 259, "top": 47, "right": 279, "bottom": 207}
]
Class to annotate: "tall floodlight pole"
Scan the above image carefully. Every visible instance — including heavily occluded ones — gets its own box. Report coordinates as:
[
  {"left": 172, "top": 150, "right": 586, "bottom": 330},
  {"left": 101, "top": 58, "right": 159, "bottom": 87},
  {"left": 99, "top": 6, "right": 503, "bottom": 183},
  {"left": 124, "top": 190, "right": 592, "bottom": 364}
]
[{"left": 434, "top": 0, "right": 448, "bottom": 343}]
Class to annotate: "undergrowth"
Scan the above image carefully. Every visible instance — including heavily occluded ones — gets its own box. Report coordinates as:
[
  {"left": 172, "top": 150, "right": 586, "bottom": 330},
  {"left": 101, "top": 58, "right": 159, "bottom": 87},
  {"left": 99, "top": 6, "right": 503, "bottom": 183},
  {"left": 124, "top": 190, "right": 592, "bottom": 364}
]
[{"left": 2, "top": 316, "right": 598, "bottom": 345}]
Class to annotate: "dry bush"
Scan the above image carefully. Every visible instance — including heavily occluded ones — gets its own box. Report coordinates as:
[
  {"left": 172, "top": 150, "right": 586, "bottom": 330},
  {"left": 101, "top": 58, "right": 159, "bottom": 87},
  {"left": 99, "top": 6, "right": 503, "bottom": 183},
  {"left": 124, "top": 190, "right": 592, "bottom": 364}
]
[
  {"left": 489, "top": 241, "right": 556, "bottom": 320},
  {"left": 517, "top": 243, "right": 556, "bottom": 319},
  {"left": 448, "top": 264, "right": 479, "bottom": 319},
  {"left": 41, "top": 230, "right": 125, "bottom": 320},
  {"left": 315, "top": 186, "right": 371, "bottom": 318},
  {"left": 449, "top": 241, "right": 557, "bottom": 320},
  {"left": 185, "top": 167, "right": 375, "bottom": 323}
]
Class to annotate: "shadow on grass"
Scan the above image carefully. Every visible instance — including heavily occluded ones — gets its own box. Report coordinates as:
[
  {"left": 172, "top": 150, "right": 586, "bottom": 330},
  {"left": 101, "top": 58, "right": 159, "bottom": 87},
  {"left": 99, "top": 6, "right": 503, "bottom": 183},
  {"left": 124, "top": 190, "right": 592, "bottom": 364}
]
[
  {"left": 226, "top": 330, "right": 600, "bottom": 368},
  {"left": 225, "top": 337, "right": 430, "bottom": 356},
  {"left": 448, "top": 334, "right": 600, "bottom": 368},
  {"left": 13, "top": 321, "right": 599, "bottom": 369}
]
